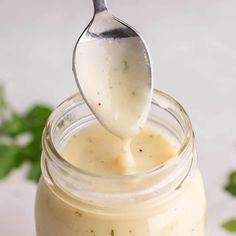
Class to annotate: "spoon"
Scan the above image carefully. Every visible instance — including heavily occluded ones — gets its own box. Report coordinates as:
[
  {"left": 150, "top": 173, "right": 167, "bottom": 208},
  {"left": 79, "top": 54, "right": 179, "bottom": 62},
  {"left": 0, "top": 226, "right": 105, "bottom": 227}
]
[{"left": 73, "top": 0, "right": 153, "bottom": 138}]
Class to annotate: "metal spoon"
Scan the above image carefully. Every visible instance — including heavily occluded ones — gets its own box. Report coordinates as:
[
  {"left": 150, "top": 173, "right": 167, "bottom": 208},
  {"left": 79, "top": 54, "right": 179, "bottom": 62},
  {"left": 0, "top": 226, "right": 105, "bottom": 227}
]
[{"left": 73, "top": 0, "right": 153, "bottom": 138}]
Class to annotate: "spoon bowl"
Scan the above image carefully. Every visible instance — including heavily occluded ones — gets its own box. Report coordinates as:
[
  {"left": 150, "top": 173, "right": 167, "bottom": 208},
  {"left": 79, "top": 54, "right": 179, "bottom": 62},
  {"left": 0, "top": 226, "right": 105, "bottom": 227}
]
[{"left": 73, "top": 0, "right": 153, "bottom": 138}]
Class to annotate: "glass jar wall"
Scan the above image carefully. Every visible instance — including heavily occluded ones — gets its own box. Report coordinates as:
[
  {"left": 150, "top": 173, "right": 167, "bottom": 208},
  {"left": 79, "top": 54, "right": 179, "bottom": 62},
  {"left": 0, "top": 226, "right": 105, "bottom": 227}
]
[{"left": 35, "top": 90, "right": 206, "bottom": 236}]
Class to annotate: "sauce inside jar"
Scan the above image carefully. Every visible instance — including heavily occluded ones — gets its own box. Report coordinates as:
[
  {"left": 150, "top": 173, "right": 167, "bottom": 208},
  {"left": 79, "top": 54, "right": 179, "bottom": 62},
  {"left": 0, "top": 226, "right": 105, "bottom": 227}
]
[
  {"left": 35, "top": 91, "right": 206, "bottom": 236},
  {"left": 61, "top": 123, "right": 177, "bottom": 175}
]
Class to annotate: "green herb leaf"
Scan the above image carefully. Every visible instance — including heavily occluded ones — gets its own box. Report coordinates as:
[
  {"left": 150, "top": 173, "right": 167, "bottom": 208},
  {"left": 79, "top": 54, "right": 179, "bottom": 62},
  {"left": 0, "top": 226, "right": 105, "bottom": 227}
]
[
  {"left": 225, "top": 171, "right": 236, "bottom": 197},
  {"left": 0, "top": 114, "right": 27, "bottom": 137},
  {"left": 25, "top": 105, "right": 52, "bottom": 131},
  {"left": 123, "top": 60, "right": 129, "bottom": 72},
  {"left": 0, "top": 85, "right": 11, "bottom": 125},
  {"left": 0, "top": 144, "right": 19, "bottom": 178},
  {"left": 223, "top": 171, "right": 236, "bottom": 232},
  {"left": 222, "top": 219, "right": 236, "bottom": 233},
  {"left": 0, "top": 86, "right": 53, "bottom": 182},
  {"left": 0, "top": 85, "right": 6, "bottom": 112},
  {"left": 27, "top": 160, "right": 41, "bottom": 182},
  {"left": 14, "top": 149, "right": 27, "bottom": 168},
  {"left": 111, "top": 229, "right": 115, "bottom": 236}
]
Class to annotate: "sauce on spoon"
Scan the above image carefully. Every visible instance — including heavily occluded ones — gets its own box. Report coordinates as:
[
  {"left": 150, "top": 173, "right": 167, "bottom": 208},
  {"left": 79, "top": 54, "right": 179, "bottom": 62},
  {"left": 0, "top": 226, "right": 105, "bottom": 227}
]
[{"left": 74, "top": 37, "right": 152, "bottom": 138}]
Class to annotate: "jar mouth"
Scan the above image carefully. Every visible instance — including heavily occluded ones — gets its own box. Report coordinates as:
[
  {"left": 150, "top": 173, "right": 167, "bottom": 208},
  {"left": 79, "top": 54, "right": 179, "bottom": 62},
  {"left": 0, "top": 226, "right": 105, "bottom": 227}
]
[
  {"left": 42, "top": 89, "right": 194, "bottom": 204},
  {"left": 44, "top": 89, "right": 193, "bottom": 180}
]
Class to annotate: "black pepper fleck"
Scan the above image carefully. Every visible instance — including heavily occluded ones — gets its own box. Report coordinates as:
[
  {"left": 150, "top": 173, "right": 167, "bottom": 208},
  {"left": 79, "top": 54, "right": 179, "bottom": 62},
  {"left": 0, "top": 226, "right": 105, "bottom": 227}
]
[
  {"left": 123, "top": 60, "right": 129, "bottom": 71},
  {"left": 75, "top": 211, "right": 82, "bottom": 217}
]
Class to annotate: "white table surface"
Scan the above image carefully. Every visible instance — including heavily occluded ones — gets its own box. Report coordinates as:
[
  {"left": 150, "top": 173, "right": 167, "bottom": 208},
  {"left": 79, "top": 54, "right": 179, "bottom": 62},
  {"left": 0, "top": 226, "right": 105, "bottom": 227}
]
[{"left": 1, "top": 0, "right": 236, "bottom": 235}]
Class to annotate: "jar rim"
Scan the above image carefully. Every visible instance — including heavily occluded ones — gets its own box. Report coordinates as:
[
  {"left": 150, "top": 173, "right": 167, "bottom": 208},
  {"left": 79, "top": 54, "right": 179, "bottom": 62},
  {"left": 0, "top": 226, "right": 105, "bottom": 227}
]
[{"left": 43, "top": 89, "right": 193, "bottom": 181}]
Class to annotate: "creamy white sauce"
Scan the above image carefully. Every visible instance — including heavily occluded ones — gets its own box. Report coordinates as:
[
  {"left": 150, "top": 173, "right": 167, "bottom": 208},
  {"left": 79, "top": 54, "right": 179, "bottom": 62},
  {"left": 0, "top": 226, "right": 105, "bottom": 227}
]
[
  {"left": 36, "top": 123, "right": 206, "bottom": 235},
  {"left": 74, "top": 37, "right": 152, "bottom": 138},
  {"left": 60, "top": 123, "right": 178, "bottom": 176},
  {"left": 36, "top": 174, "right": 206, "bottom": 236},
  {"left": 35, "top": 12, "right": 206, "bottom": 236}
]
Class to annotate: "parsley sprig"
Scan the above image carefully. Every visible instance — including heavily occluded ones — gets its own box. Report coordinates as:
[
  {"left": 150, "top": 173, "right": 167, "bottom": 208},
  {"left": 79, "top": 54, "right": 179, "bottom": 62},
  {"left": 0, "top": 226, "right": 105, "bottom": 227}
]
[
  {"left": 223, "top": 171, "right": 236, "bottom": 233},
  {"left": 0, "top": 84, "right": 53, "bottom": 182}
]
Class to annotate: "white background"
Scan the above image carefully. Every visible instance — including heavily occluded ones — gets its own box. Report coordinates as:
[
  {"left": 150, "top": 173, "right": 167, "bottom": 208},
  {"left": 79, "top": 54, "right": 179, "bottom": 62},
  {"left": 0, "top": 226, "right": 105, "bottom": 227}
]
[{"left": 1, "top": 0, "right": 236, "bottom": 235}]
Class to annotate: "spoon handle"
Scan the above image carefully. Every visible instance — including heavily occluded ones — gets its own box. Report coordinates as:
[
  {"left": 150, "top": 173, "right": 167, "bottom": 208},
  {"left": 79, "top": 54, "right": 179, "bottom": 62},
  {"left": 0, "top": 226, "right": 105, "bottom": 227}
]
[{"left": 93, "top": 0, "right": 107, "bottom": 14}]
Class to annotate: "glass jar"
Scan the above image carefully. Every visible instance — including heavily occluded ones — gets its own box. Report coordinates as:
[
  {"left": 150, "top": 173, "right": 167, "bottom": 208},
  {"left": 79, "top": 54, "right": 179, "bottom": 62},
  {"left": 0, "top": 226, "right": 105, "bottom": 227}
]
[{"left": 35, "top": 89, "right": 206, "bottom": 236}]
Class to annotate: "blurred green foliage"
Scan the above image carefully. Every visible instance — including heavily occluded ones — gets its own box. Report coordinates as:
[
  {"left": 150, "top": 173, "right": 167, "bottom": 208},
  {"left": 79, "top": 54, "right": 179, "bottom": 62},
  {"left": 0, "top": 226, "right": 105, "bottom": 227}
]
[
  {"left": 223, "top": 171, "right": 236, "bottom": 233},
  {"left": 0, "top": 85, "right": 53, "bottom": 182}
]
